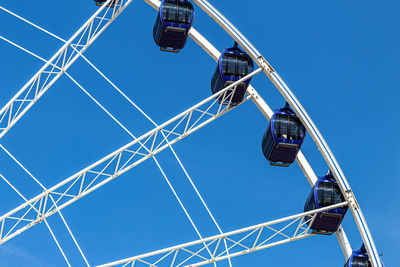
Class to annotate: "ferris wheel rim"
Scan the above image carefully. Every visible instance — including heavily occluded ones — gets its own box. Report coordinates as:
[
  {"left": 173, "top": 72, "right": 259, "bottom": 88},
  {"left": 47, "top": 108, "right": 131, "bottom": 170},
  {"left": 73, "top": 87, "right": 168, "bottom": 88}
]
[
  {"left": 187, "top": 0, "right": 381, "bottom": 266},
  {"left": 0, "top": 0, "right": 381, "bottom": 266}
]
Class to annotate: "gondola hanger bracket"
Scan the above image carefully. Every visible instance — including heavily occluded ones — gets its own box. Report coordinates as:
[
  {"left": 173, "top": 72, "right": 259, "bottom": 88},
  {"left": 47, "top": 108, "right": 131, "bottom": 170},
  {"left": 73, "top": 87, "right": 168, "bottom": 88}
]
[
  {"left": 257, "top": 56, "right": 275, "bottom": 74},
  {"left": 346, "top": 190, "right": 360, "bottom": 210}
]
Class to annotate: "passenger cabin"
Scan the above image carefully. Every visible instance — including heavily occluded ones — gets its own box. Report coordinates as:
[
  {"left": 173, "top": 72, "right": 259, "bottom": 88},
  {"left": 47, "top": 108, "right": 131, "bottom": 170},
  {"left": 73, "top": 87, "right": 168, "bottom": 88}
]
[
  {"left": 94, "top": 0, "right": 117, "bottom": 7},
  {"left": 261, "top": 103, "right": 306, "bottom": 167},
  {"left": 304, "top": 173, "right": 348, "bottom": 234},
  {"left": 153, "top": 0, "right": 194, "bottom": 52},
  {"left": 211, "top": 42, "right": 254, "bottom": 105},
  {"left": 344, "top": 244, "right": 384, "bottom": 267}
]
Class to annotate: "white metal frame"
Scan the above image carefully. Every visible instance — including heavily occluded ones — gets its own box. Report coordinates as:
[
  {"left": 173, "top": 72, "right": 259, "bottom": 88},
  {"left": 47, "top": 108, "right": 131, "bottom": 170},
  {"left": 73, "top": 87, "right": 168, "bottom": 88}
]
[
  {"left": 0, "top": 12, "right": 231, "bottom": 263},
  {"left": 0, "top": 0, "right": 381, "bottom": 266},
  {"left": 0, "top": 173, "right": 72, "bottom": 266},
  {"left": 0, "top": 71, "right": 257, "bottom": 245},
  {"left": 188, "top": 0, "right": 380, "bottom": 266},
  {"left": 0, "top": 0, "right": 132, "bottom": 138},
  {"left": 146, "top": 0, "right": 354, "bottom": 260},
  {"left": 98, "top": 202, "right": 349, "bottom": 267},
  {"left": 0, "top": 2, "right": 235, "bottom": 265}
]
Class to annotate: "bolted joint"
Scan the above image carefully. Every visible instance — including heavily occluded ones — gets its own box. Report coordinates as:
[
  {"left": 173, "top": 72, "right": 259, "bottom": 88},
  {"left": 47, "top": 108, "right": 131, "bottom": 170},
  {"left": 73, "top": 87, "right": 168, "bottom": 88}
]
[
  {"left": 257, "top": 56, "right": 275, "bottom": 74},
  {"left": 246, "top": 87, "right": 258, "bottom": 99},
  {"left": 345, "top": 190, "right": 360, "bottom": 210},
  {"left": 38, "top": 216, "right": 44, "bottom": 223}
]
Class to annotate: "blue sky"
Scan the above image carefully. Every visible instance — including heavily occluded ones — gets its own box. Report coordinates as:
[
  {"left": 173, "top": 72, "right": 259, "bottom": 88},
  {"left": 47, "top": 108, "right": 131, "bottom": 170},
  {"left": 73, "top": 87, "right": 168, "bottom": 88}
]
[{"left": 0, "top": 0, "right": 398, "bottom": 266}]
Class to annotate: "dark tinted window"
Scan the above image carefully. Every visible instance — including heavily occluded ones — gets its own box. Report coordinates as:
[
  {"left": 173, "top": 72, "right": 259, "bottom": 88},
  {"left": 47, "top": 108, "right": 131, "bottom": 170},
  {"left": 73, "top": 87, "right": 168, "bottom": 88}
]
[
  {"left": 153, "top": 15, "right": 163, "bottom": 42},
  {"left": 222, "top": 53, "right": 252, "bottom": 77},
  {"left": 211, "top": 66, "right": 222, "bottom": 93},
  {"left": 352, "top": 256, "right": 372, "bottom": 267},
  {"left": 333, "top": 184, "right": 345, "bottom": 204},
  {"left": 163, "top": 2, "right": 193, "bottom": 24},
  {"left": 274, "top": 114, "right": 305, "bottom": 141},
  {"left": 317, "top": 181, "right": 333, "bottom": 207},
  {"left": 262, "top": 127, "right": 274, "bottom": 155},
  {"left": 317, "top": 181, "right": 345, "bottom": 207},
  {"left": 304, "top": 190, "right": 316, "bottom": 212}
]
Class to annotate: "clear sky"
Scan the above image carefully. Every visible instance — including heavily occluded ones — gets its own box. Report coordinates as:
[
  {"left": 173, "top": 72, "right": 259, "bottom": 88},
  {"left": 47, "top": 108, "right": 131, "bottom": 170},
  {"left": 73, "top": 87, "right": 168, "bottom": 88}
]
[{"left": 0, "top": 0, "right": 398, "bottom": 266}]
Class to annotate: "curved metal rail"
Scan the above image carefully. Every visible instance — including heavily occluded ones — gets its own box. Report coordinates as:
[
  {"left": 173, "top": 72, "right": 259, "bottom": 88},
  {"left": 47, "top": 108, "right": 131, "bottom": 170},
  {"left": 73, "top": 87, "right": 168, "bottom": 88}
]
[
  {"left": 0, "top": 0, "right": 379, "bottom": 265},
  {"left": 190, "top": 0, "right": 381, "bottom": 266},
  {"left": 144, "top": 0, "right": 353, "bottom": 260}
]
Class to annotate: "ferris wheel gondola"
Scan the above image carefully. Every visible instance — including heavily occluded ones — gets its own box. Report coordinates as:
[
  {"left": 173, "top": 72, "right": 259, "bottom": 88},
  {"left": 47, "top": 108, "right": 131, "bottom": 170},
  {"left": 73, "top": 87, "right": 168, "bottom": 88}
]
[
  {"left": 304, "top": 172, "right": 348, "bottom": 234},
  {"left": 345, "top": 244, "right": 385, "bottom": 267},
  {"left": 261, "top": 103, "right": 306, "bottom": 167},
  {"left": 211, "top": 42, "right": 254, "bottom": 105},
  {"left": 153, "top": 0, "right": 195, "bottom": 52},
  {"left": 0, "top": 0, "right": 383, "bottom": 266},
  {"left": 94, "top": 0, "right": 117, "bottom": 7}
]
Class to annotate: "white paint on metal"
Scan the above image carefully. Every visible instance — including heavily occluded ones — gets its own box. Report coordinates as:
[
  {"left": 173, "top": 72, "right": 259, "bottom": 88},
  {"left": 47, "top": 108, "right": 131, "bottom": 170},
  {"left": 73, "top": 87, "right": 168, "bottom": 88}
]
[
  {"left": 0, "top": 70, "right": 260, "bottom": 245},
  {"left": 0, "top": 0, "right": 380, "bottom": 264},
  {"left": 191, "top": 0, "right": 379, "bottom": 265},
  {"left": 97, "top": 202, "right": 348, "bottom": 267}
]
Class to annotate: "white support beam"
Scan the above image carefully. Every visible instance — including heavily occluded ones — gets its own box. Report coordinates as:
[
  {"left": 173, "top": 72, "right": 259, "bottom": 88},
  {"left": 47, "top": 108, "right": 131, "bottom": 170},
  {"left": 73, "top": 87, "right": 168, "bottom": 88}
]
[
  {"left": 191, "top": 0, "right": 378, "bottom": 263},
  {"left": 97, "top": 202, "right": 348, "bottom": 267},
  {"left": 0, "top": 70, "right": 261, "bottom": 245},
  {"left": 0, "top": 0, "right": 133, "bottom": 138},
  {"left": 143, "top": 0, "right": 351, "bottom": 259},
  {"left": 0, "top": 144, "right": 90, "bottom": 266},
  {"left": 246, "top": 86, "right": 350, "bottom": 259},
  {"left": 0, "top": 0, "right": 356, "bottom": 262},
  {"left": 0, "top": 173, "right": 72, "bottom": 266}
]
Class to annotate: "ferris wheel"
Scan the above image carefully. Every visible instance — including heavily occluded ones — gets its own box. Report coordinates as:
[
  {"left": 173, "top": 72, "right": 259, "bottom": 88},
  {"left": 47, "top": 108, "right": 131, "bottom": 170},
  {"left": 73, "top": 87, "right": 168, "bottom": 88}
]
[{"left": 0, "top": 0, "right": 384, "bottom": 266}]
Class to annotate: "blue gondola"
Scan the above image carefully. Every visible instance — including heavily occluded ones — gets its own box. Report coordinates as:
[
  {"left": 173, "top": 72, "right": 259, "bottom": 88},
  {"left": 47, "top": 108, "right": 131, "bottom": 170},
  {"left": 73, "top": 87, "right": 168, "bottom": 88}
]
[
  {"left": 261, "top": 103, "right": 306, "bottom": 167},
  {"left": 94, "top": 0, "right": 116, "bottom": 7},
  {"left": 344, "top": 244, "right": 384, "bottom": 267},
  {"left": 211, "top": 42, "right": 254, "bottom": 105},
  {"left": 304, "top": 172, "right": 348, "bottom": 234},
  {"left": 153, "top": 0, "right": 194, "bottom": 52}
]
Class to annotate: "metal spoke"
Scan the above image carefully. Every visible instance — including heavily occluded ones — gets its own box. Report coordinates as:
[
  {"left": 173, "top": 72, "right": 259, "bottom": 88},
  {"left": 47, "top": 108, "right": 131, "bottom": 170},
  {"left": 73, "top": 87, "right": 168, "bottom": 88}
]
[
  {"left": 84, "top": 55, "right": 239, "bottom": 266},
  {"left": 0, "top": 145, "right": 90, "bottom": 266},
  {"left": 0, "top": 0, "right": 374, "bottom": 265},
  {"left": 192, "top": 0, "right": 380, "bottom": 264},
  {"left": 0, "top": 73, "right": 256, "bottom": 245},
  {"left": 0, "top": 174, "right": 71, "bottom": 266},
  {"left": 97, "top": 202, "right": 348, "bottom": 267},
  {"left": 65, "top": 73, "right": 218, "bottom": 263},
  {"left": 0, "top": 0, "right": 134, "bottom": 139}
]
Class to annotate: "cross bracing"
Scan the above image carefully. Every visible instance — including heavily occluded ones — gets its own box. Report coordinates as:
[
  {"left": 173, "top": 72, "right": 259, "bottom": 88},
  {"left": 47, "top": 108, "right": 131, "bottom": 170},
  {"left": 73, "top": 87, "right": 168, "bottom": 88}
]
[
  {"left": 0, "top": 69, "right": 261, "bottom": 245},
  {"left": 0, "top": 0, "right": 132, "bottom": 138},
  {"left": 98, "top": 202, "right": 348, "bottom": 267},
  {"left": 0, "top": 0, "right": 381, "bottom": 265}
]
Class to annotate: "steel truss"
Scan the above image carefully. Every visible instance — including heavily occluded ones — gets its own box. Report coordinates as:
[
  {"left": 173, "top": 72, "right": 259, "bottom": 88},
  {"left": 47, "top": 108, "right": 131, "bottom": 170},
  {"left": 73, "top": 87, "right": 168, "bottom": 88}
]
[
  {"left": 0, "top": 0, "right": 380, "bottom": 266},
  {"left": 0, "top": 70, "right": 261, "bottom": 245},
  {"left": 98, "top": 202, "right": 348, "bottom": 267},
  {"left": 191, "top": 1, "right": 381, "bottom": 266},
  {"left": 0, "top": 0, "right": 132, "bottom": 138},
  {"left": 143, "top": 0, "right": 353, "bottom": 259}
]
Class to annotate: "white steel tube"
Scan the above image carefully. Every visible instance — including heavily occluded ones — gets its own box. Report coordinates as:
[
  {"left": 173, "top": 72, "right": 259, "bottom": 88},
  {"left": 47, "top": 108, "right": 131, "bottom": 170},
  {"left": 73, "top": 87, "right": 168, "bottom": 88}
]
[
  {"left": 143, "top": 0, "right": 351, "bottom": 259},
  {"left": 0, "top": 67, "right": 260, "bottom": 221},
  {"left": 0, "top": 0, "right": 113, "bottom": 115},
  {"left": 0, "top": 0, "right": 355, "bottom": 262},
  {"left": 98, "top": 202, "right": 348, "bottom": 267},
  {"left": 0, "top": 0, "right": 134, "bottom": 139},
  {"left": 0, "top": 5, "right": 67, "bottom": 43},
  {"left": 0, "top": 174, "right": 72, "bottom": 266},
  {"left": 191, "top": 0, "right": 379, "bottom": 265},
  {"left": 0, "top": 70, "right": 260, "bottom": 244}
]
